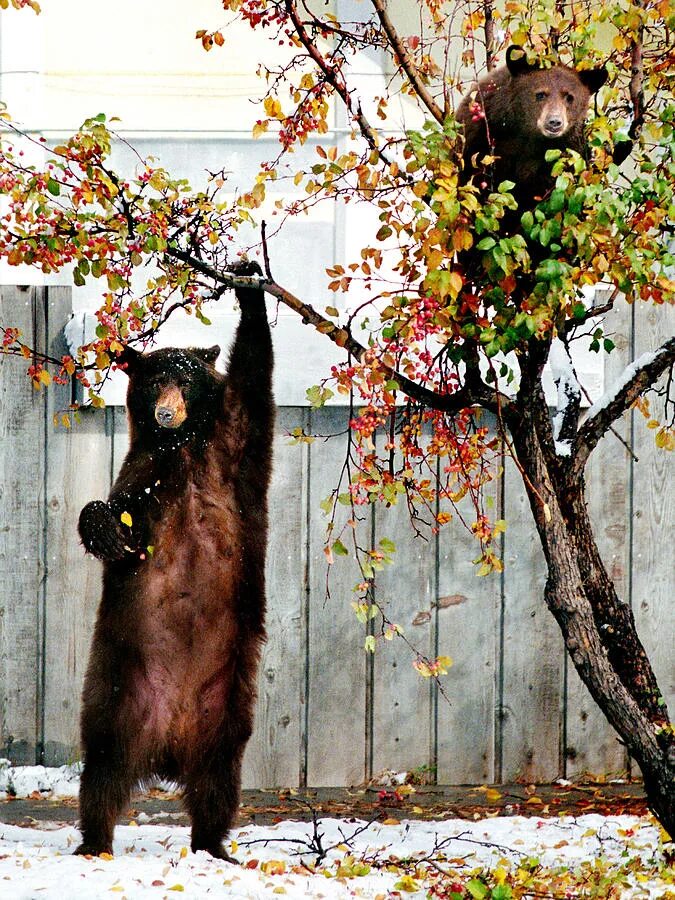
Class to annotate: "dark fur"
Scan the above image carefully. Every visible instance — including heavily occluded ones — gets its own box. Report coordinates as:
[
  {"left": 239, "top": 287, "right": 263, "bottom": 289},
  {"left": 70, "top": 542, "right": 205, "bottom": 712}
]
[
  {"left": 76, "top": 263, "right": 273, "bottom": 860},
  {"left": 456, "top": 46, "right": 608, "bottom": 204}
]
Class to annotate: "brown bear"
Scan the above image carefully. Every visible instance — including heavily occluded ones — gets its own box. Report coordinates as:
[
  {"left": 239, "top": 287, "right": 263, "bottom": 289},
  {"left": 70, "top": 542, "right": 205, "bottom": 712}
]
[
  {"left": 75, "top": 261, "right": 272, "bottom": 860},
  {"left": 456, "top": 46, "right": 608, "bottom": 204}
]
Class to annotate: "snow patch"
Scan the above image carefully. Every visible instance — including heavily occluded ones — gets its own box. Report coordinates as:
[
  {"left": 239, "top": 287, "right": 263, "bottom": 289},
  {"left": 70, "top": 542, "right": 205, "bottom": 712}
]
[
  {"left": 549, "top": 340, "right": 580, "bottom": 457},
  {"left": 0, "top": 760, "right": 81, "bottom": 799}
]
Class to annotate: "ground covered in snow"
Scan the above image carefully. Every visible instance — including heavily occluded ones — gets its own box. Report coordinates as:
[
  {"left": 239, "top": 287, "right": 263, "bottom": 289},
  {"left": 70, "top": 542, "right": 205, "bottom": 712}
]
[{"left": 0, "top": 765, "right": 671, "bottom": 898}]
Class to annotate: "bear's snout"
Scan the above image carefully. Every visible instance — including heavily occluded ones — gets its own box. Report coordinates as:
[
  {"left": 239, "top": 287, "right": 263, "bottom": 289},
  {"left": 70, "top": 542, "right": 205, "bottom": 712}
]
[{"left": 155, "top": 385, "right": 187, "bottom": 429}]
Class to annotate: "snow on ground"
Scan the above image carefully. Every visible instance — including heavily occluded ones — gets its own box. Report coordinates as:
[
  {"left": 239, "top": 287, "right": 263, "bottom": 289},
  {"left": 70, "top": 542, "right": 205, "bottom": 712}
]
[
  {"left": 0, "top": 814, "right": 670, "bottom": 899},
  {"left": 0, "top": 765, "right": 671, "bottom": 898}
]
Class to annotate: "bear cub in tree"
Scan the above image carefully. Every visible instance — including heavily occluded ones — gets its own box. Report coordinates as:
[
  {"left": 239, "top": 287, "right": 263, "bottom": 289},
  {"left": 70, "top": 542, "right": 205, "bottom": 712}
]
[
  {"left": 456, "top": 46, "right": 608, "bottom": 204},
  {"left": 76, "top": 261, "right": 272, "bottom": 860}
]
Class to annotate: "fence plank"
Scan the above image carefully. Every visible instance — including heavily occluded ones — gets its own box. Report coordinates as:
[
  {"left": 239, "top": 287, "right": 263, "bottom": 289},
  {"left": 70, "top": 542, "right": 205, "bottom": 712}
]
[
  {"left": 41, "top": 288, "right": 113, "bottom": 764},
  {"left": 566, "top": 302, "right": 631, "bottom": 778},
  {"left": 372, "top": 485, "right": 434, "bottom": 781},
  {"left": 305, "top": 406, "right": 367, "bottom": 786},
  {"left": 500, "top": 453, "right": 562, "bottom": 782},
  {"left": 243, "top": 407, "right": 306, "bottom": 788},
  {"left": 631, "top": 302, "right": 675, "bottom": 727},
  {"left": 436, "top": 460, "right": 499, "bottom": 785},
  {"left": 0, "top": 286, "right": 45, "bottom": 763}
]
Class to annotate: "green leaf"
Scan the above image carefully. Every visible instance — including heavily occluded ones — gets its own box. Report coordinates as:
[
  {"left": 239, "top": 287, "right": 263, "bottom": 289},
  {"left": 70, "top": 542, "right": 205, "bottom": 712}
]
[
  {"left": 547, "top": 189, "right": 566, "bottom": 214},
  {"left": 332, "top": 539, "right": 348, "bottom": 557},
  {"left": 476, "top": 237, "right": 496, "bottom": 251},
  {"left": 466, "top": 879, "right": 490, "bottom": 900},
  {"left": 379, "top": 537, "right": 396, "bottom": 554},
  {"left": 306, "top": 384, "right": 334, "bottom": 408},
  {"left": 47, "top": 178, "right": 61, "bottom": 197},
  {"left": 492, "top": 886, "right": 513, "bottom": 900}
]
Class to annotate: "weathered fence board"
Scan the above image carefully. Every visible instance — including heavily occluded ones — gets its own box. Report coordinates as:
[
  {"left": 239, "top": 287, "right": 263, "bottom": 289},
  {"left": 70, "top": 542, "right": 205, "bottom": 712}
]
[
  {"left": 305, "top": 407, "right": 368, "bottom": 786},
  {"left": 42, "top": 288, "right": 109, "bottom": 765},
  {"left": 242, "top": 407, "right": 307, "bottom": 789},
  {"left": 632, "top": 303, "right": 675, "bottom": 731},
  {"left": 0, "top": 287, "right": 672, "bottom": 787},
  {"left": 0, "top": 286, "right": 44, "bottom": 762},
  {"left": 372, "top": 478, "right": 434, "bottom": 779},
  {"left": 436, "top": 474, "right": 499, "bottom": 785}
]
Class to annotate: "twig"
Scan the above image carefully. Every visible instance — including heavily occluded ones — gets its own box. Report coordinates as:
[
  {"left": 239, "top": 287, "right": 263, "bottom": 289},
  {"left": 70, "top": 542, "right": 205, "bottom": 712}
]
[{"left": 483, "top": 0, "right": 495, "bottom": 71}]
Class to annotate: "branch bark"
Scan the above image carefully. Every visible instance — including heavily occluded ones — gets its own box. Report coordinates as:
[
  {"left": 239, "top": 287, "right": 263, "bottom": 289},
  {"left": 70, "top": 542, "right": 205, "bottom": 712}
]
[
  {"left": 574, "top": 336, "right": 675, "bottom": 473},
  {"left": 166, "top": 247, "right": 509, "bottom": 417},
  {"left": 370, "top": 0, "right": 445, "bottom": 123}
]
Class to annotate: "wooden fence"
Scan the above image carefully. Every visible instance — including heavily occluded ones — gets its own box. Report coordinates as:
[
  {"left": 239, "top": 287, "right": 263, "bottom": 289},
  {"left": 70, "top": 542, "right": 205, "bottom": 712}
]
[{"left": 0, "top": 285, "right": 672, "bottom": 787}]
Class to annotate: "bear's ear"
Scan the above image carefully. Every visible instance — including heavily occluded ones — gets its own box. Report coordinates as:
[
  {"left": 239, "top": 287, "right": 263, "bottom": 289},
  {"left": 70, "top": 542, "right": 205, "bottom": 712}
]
[
  {"left": 194, "top": 345, "right": 221, "bottom": 366},
  {"left": 116, "top": 345, "right": 142, "bottom": 374},
  {"left": 505, "top": 45, "right": 536, "bottom": 77},
  {"left": 578, "top": 65, "right": 608, "bottom": 95}
]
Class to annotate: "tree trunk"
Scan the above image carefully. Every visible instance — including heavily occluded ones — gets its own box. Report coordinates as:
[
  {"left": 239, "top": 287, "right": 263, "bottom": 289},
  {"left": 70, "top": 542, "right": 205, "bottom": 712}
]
[{"left": 508, "top": 401, "right": 675, "bottom": 836}]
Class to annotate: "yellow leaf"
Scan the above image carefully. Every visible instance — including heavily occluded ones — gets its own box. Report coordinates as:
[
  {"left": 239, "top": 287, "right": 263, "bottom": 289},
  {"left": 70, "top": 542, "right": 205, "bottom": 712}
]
[
  {"left": 252, "top": 120, "right": 269, "bottom": 139},
  {"left": 120, "top": 511, "right": 133, "bottom": 527},
  {"left": 168, "top": 886, "right": 185, "bottom": 893},
  {"left": 383, "top": 817, "right": 400, "bottom": 825},
  {"left": 261, "top": 859, "right": 286, "bottom": 875},
  {"left": 99, "top": 852, "right": 113, "bottom": 861},
  {"left": 39, "top": 369, "right": 52, "bottom": 386},
  {"left": 485, "top": 788, "right": 503, "bottom": 802}
]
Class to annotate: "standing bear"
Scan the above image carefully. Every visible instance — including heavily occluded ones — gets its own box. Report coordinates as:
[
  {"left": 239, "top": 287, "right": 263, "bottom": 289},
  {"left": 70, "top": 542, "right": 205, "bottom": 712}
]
[
  {"left": 76, "top": 260, "right": 272, "bottom": 860},
  {"left": 456, "top": 46, "right": 608, "bottom": 204}
]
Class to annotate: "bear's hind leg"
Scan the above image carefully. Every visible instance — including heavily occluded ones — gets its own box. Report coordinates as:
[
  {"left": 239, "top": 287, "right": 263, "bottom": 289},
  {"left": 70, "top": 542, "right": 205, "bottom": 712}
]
[
  {"left": 183, "top": 742, "right": 245, "bottom": 862},
  {"left": 75, "top": 743, "right": 134, "bottom": 856}
]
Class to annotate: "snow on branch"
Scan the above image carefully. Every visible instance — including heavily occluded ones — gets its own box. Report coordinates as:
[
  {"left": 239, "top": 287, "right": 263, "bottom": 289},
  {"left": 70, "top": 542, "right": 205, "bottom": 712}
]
[
  {"left": 549, "top": 340, "right": 581, "bottom": 459},
  {"left": 575, "top": 336, "right": 675, "bottom": 472}
]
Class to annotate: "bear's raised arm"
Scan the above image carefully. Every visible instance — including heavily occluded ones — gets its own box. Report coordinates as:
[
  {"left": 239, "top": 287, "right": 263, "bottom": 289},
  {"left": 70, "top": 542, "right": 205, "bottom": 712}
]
[{"left": 223, "top": 260, "right": 274, "bottom": 467}]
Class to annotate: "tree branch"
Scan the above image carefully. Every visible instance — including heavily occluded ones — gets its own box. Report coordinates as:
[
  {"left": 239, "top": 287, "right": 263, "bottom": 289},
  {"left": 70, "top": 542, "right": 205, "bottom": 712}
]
[
  {"left": 370, "top": 0, "right": 444, "bottom": 124},
  {"left": 574, "top": 336, "right": 675, "bottom": 473},
  {"left": 166, "top": 246, "right": 509, "bottom": 417}
]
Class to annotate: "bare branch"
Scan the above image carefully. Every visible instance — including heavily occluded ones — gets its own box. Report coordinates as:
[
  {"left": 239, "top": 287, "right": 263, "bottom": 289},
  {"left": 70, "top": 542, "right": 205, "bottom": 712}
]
[
  {"left": 574, "top": 336, "right": 675, "bottom": 473},
  {"left": 370, "top": 0, "right": 444, "bottom": 123},
  {"left": 166, "top": 246, "right": 509, "bottom": 417}
]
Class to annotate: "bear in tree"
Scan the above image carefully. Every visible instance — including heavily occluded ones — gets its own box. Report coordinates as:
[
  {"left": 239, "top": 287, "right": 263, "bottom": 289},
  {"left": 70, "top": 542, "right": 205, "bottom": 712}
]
[
  {"left": 76, "top": 260, "right": 272, "bottom": 860},
  {"left": 456, "top": 46, "right": 608, "bottom": 205}
]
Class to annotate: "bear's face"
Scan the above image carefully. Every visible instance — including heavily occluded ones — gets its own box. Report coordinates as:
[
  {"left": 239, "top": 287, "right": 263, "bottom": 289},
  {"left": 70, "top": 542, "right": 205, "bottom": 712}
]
[
  {"left": 118, "top": 345, "right": 222, "bottom": 446},
  {"left": 505, "top": 47, "right": 608, "bottom": 142}
]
